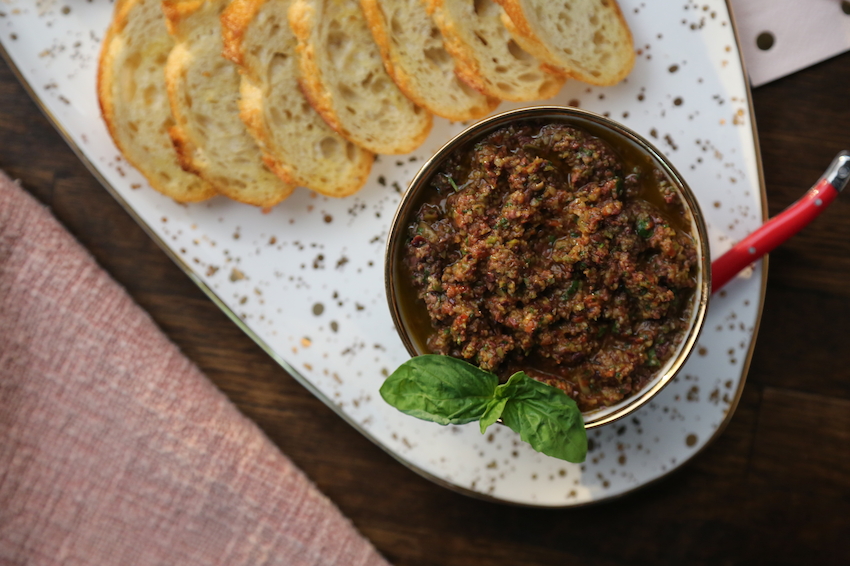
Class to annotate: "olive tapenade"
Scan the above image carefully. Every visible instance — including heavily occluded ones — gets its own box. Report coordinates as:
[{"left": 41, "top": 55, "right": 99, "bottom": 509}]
[{"left": 402, "top": 122, "right": 698, "bottom": 412}]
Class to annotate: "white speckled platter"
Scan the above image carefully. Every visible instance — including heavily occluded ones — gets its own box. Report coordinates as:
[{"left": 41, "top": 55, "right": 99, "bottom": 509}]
[{"left": 0, "top": 0, "right": 765, "bottom": 506}]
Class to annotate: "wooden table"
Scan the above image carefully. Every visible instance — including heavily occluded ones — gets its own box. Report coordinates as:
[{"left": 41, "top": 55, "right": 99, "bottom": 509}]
[{"left": 2, "top": 48, "right": 849, "bottom": 565}]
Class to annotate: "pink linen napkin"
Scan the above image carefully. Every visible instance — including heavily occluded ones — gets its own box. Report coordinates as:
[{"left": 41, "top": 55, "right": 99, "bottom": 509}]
[{"left": 0, "top": 172, "right": 390, "bottom": 566}]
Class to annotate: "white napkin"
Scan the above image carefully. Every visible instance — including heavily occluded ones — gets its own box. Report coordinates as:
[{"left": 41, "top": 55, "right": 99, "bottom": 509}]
[{"left": 729, "top": 0, "right": 850, "bottom": 86}]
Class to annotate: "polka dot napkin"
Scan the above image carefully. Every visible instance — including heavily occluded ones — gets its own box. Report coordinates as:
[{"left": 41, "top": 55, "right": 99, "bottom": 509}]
[{"left": 730, "top": 0, "right": 850, "bottom": 86}]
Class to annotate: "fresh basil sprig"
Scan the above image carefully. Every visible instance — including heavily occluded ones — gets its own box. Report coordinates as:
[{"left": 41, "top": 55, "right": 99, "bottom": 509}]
[{"left": 380, "top": 355, "right": 587, "bottom": 463}]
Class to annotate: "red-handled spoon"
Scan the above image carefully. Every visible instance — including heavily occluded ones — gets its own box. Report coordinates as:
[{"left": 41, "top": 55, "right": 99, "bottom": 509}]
[{"left": 711, "top": 151, "right": 850, "bottom": 292}]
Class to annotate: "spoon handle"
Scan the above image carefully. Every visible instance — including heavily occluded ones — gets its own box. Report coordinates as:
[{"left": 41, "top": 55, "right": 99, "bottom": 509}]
[{"left": 711, "top": 151, "right": 850, "bottom": 292}]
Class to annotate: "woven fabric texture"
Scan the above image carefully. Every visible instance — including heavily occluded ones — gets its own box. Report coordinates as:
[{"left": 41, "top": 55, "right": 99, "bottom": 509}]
[{"left": 0, "top": 172, "right": 390, "bottom": 566}]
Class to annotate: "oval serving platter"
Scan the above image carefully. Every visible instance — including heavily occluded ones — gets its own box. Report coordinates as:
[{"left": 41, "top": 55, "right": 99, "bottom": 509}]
[{"left": 0, "top": 0, "right": 765, "bottom": 506}]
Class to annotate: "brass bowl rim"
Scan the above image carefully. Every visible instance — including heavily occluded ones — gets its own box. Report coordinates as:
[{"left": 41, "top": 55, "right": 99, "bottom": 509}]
[{"left": 384, "top": 105, "right": 711, "bottom": 429}]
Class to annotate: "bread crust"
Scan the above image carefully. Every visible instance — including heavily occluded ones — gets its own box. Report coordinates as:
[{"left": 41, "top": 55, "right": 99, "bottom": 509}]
[
  {"left": 288, "top": 0, "right": 344, "bottom": 135},
  {"left": 96, "top": 1, "right": 128, "bottom": 150},
  {"left": 222, "top": 0, "right": 374, "bottom": 197},
  {"left": 359, "top": 0, "right": 396, "bottom": 81},
  {"left": 161, "top": 0, "right": 206, "bottom": 36},
  {"left": 97, "top": 0, "right": 216, "bottom": 203},
  {"left": 220, "top": 0, "right": 265, "bottom": 68},
  {"left": 164, "top": 0, "right": 294, "bottom": 208},
  {"left": 359, "top": 0, "right": 499, "bottom": 122},
  {"left": 289, "top": 0, "right": 432, "bottom": 155},
  {"left": 495, "top": 0, "right": 635, "bottom": 86},
  {"left": 424, "top": 0, "right": 486, "bottom": 95},
  {"left": 425, "top": 0, "right": 564, "bottom": 102}
]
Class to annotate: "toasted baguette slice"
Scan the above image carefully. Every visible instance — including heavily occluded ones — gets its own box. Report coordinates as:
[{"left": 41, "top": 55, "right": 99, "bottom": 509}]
[
  {"left": 289, "top": 0, "right": 432, "bottom": 155},
  {"left": 221, "top": 0, "right": 374, "bottom": 198},
  {"left": 359, "top": 0, "right": 499, "bottom": 122},
  {"left": 496, "top": 0, "right": 635, "bottom": 86},
  {"left": 425, "top": 0, "right": 564, "bottom": 102},
  {"left": 111, "top": 0, "right": 132, "bottom": 16},
  {"left": 163, "top": 0, "right": 294, "bottom": 207},
  {"left": 97, "top": 0, "right": 215, "bottom": 203}
]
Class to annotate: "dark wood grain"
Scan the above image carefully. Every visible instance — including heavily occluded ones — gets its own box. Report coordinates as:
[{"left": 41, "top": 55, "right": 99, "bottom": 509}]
[{"left": 3, "top": 44, "right": 850, "bottom": 565}]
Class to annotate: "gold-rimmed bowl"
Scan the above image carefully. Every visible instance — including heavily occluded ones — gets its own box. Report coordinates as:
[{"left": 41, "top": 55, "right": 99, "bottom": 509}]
[{"left": 385, "top": 106, "right": 711, "bottom": 429}]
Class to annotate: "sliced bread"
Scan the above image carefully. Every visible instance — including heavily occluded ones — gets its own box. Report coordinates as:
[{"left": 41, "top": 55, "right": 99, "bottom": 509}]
[
  {"left": 289, "top": 0, "right": 433, "bottom": 155},
  {"left": 221, "top": 0, "right": 374, "bottom": 198},
  {"left": 425, "top": 0, "right": 564, "bottom": 102},
  {"left": 495, "top": 0, "right": 635, "bottom": 86},
  {"left": 98, "top": 0, "right": 215, "bottom": 203},
  {"left": 359, "top": 0, "right": 500, "bottom": 122},
  {"left": 163, "top": 0, "right": 294, "bottom": 207}
]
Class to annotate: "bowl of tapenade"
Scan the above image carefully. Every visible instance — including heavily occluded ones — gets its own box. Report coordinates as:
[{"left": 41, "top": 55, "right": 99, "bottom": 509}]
[{"left": 385, "top": 106, "right": 711, "bottom": 429}]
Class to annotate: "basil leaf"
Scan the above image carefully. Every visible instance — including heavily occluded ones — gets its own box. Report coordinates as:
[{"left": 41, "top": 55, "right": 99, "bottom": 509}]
[
  {"left": 380, "top": 355, "right": 587, "bottom": 463},
  {"left": 498, "top": 372, "right": 587, "bottom": 463},
  {"left": 380, "top": 355, "right": 498, "bottom": 425},
  {"left": 479, "top": 398, "right": 508, "bottom": 434}
]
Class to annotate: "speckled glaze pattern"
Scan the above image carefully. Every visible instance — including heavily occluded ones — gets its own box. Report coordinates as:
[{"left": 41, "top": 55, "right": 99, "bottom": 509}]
[{"left": 0, "top": 0, "right": 765, "bottom": 506}]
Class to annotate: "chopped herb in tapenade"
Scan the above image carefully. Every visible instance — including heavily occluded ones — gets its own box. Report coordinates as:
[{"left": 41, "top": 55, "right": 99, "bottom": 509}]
[{"left": 403, "top": 122, "right": 698, "bottom": 412}]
